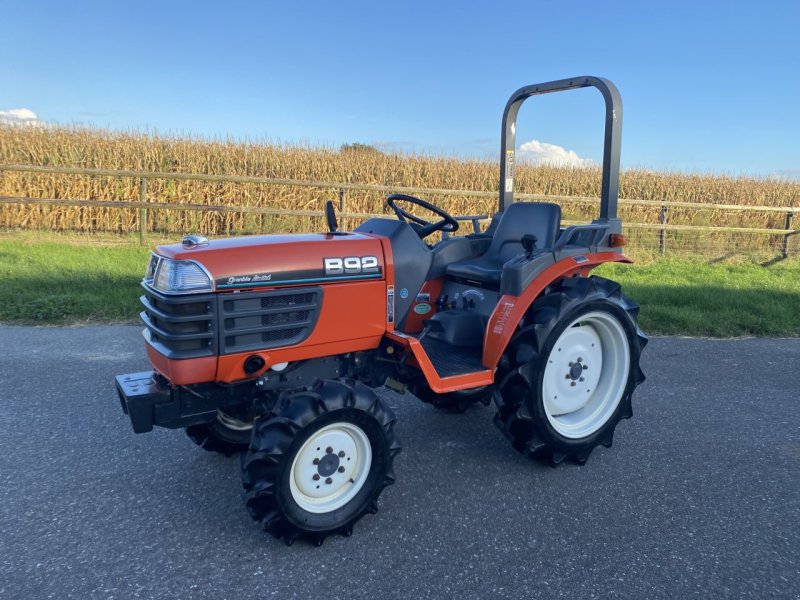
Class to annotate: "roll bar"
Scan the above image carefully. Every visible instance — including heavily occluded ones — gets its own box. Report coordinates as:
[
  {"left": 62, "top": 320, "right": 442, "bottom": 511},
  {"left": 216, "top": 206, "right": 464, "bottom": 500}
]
[{"left": 499, "top": 76, "right": 622, "bottom": 220}]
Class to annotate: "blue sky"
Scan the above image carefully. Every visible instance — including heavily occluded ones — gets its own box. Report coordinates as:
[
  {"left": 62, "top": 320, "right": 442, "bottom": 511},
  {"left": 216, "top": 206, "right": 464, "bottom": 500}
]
[{"left": 1, "top": 1, "right": 798, "bottom": 177}]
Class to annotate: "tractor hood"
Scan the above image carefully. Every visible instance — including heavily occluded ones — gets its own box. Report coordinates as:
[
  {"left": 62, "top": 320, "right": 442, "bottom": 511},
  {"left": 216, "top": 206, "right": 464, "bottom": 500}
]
[{"left": 156, "top": 233, "right": 385, "bottom": 291}]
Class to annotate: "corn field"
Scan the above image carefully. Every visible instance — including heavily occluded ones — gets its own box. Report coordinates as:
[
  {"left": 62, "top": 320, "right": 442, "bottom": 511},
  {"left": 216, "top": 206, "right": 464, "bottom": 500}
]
[{"left": 1, "top": 125, "right": 798, "bottom": 260}]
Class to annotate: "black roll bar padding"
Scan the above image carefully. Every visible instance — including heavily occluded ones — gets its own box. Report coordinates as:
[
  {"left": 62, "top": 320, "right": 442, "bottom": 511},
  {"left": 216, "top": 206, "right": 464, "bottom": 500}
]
[
  {"left": 498, "top": 76, "right": 623, "bottom": 220},
  {"left": 552, "top": 223, "right": 610, "bottom": 252}
]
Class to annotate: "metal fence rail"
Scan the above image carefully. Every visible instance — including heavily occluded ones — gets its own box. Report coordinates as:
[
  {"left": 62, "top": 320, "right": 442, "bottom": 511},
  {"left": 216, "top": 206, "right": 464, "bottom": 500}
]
[{"left": 1, "top": 164, "right": 798, "bottom": 257}]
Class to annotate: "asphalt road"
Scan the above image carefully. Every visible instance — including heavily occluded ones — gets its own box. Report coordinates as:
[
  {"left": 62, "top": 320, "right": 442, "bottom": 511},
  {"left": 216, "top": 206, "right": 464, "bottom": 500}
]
[{"left": 0, "top": 325, "right": 798, "bottom": 600}]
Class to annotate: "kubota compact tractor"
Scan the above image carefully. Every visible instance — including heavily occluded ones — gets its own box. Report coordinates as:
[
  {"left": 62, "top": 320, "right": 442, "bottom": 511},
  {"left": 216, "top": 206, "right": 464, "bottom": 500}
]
[{"left": 115, "top": 76, "right": 647, "bottom": 546}]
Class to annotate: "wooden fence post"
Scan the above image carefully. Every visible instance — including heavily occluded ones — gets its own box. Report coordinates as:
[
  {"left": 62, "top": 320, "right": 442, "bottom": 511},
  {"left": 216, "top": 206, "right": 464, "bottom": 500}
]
[
  {"left": 139, "top": 177, "right": 148, "bottom": 245},
  {"left": 782, "top": 210, "right": 794, "bottom": 258},
  {"left": 338, "top": 188, "right": 345, "bottom": 212},
  {"left": 659, "top": 204, "right": 668, "bottom": 255}
]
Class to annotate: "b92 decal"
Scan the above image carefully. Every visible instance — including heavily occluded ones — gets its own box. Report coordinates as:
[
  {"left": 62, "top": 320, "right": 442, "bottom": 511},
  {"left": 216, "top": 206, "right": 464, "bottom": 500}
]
[{"left": 323, "top": 256, "right": 380, "bottom": 276}]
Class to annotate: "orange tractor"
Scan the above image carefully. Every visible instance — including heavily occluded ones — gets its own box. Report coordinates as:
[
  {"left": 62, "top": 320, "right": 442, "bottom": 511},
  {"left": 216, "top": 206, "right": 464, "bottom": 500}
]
[{"left": 116, "top": 76, "right": 647, "bottom": 545}]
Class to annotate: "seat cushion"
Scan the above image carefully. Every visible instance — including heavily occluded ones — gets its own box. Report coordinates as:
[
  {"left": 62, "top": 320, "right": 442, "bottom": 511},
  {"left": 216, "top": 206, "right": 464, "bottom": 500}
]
[{"left": 445, "top": 257, "right": 503, "bottom": 285}]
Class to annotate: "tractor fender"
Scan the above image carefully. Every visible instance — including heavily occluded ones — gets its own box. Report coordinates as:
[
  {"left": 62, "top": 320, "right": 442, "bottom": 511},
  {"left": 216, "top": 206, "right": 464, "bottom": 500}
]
[{"left": 482, "top": 252, "right": 632, "bottom": 369}]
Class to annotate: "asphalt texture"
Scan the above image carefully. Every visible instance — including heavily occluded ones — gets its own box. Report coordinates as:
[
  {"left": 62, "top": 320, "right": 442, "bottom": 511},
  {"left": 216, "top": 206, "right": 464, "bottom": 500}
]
[{"left": 0, "top": 325, "right": 798, "bottom": 600}]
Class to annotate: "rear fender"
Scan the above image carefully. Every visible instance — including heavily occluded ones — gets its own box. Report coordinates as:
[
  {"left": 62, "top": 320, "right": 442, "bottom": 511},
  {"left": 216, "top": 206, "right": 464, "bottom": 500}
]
[{"left": 482, "top": 252, "right": 631, "bottom": 369}]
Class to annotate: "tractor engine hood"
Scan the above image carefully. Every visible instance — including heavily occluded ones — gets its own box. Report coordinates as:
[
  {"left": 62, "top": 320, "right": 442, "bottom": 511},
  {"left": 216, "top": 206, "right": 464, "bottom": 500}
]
[{"left": 156, "top": 233, "right": 386, "bottom": 291}]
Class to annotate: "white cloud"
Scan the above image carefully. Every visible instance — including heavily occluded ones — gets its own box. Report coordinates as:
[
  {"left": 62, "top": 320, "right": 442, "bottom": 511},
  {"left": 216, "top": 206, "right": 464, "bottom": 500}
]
[
  {"left": 0, "top": 108, "right": 44, "bottom": 127},
  {"left": 517, "top": 139, "right": 594, "bottom": 168}
]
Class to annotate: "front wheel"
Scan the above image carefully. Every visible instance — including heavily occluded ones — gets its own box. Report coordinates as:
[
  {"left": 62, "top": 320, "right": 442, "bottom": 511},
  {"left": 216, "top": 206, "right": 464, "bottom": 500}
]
[
  {"left": 185, "top": 406, "right": 255, "bottom": 456},
  {"left": 493, "top": 276, "right": 647, "bottom": 466},
  {"left": 241, "top": 379, "right": 401, "bottom": 546}
]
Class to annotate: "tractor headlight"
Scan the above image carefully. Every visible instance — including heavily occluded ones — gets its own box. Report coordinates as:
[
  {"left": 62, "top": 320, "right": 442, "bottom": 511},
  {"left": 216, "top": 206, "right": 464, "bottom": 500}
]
[{"left": 148, "top": 256, "right": 213, "bottom": 294}]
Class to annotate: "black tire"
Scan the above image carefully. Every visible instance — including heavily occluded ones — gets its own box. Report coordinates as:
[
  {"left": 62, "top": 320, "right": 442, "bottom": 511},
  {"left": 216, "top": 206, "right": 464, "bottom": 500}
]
[
  {"left": 186, "top": 406, "right": 254, "bottom": 457},
  {"left": 410, "top": 379, "right": 491, "bottom": 413},
  {"left": 241, "top": 378, "right": 401, "bottom": 546},
  {"left": 493, "top": 275, "right": 647, "bottom": 466}
]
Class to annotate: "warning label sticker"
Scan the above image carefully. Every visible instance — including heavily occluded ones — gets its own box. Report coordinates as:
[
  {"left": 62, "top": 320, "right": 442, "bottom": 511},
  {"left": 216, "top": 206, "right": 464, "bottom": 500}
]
[{"left": 492, "top": 301, "right": 515, "bottom": 335}]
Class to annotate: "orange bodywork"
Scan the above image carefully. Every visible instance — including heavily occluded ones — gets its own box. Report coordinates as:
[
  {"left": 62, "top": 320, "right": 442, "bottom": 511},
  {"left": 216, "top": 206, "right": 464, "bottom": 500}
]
[
  {"left": 148, "top": 232, "right": 392, "bottom": 385},
  {"left": 147, "top": 348, "right": 217, "bottom": 385},
  {"left": 145, "top": 229, "right": 630, "bottom": 393},
  {"left": 481, "top": 252, "right": 632, "bottom": 369},
  {"left": 216, "top": 280, "right": 387, "bottom": 382},
  {"left": 385, "top": 330, "right": 494, "bottom": 393},
  {"left": 159, "top": 232, "right": 385, "bottom": 287},
  {"left": 385, "top": 252, "right": 631, "bottom": 393},
  {"left": 148, "top": 279, "right": 388, "bottom": 385}
]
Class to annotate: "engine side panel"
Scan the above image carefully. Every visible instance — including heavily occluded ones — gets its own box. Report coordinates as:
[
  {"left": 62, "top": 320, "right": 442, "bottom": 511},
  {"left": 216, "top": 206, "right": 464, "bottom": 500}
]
[
  {"left": 147, "top": 279, "right": 388, "bottom": 385},
  {"left": 142, "top": 231, "right": 395, "bottom": 385}
]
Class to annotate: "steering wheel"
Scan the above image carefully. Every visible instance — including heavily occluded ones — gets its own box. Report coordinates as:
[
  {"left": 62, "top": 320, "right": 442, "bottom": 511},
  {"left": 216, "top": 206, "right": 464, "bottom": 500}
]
[{"left": 386, "top": 193, "right": 459, "bottom": 238}]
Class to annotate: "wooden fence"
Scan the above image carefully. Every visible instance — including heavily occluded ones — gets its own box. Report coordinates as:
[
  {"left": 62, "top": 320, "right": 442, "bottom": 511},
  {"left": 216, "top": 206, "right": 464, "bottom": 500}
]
[{"left": 0, "top": 164, "right": 797, "bottom": 257}]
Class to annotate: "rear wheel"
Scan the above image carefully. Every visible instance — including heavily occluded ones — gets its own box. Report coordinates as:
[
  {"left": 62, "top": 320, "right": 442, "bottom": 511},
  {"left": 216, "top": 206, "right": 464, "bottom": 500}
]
[
  {"left": 493, "top": 276, "right": 647, "bottom": 465},
  {"left": 185, "top": 406, "right": 254, "bottom": 456},
  {"left": 241, "top": 379, "right": 401, "bottom": 546}
]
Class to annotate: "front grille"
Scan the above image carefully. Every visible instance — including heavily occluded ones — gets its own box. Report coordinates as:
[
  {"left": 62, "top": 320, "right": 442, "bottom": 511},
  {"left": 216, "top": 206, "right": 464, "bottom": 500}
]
[
  {"left": 140, "top": 284, "right": 216, "bottom": 359},
  {"left": 263, "top": 326, "right": 305, "bottom": 342},
  {"left": 219, "top": 287, "right": 322, "bottom": 354},
  {"left": 262, "top": 292, "right": 316, "bottom": 309},
  {"left": 262, "top": 310, "right": 310, "bottom": 326}
]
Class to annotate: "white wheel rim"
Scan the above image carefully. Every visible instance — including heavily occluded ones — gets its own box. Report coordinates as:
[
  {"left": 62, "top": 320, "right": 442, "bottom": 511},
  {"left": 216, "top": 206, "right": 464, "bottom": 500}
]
[
  {"left": 289, "top": 423, "right": 372, "bottom": 514},
  {"left": 542, "top": 311, "right": 630, "bottom": 439},
  {"left": 216, "top": 409, "right": 253, "bottom": 432}
]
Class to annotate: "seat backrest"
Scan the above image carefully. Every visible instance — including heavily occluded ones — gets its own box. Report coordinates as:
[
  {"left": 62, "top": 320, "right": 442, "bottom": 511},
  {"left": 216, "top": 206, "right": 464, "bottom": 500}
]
[{"left": 484, "top": 202, "right": 561, "bottom": 263}]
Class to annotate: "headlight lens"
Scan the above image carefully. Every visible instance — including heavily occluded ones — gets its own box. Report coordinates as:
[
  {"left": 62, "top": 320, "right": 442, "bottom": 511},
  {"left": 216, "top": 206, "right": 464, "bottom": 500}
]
[{"left": 149, "top": 257, "right": 213, "bottom": 294}]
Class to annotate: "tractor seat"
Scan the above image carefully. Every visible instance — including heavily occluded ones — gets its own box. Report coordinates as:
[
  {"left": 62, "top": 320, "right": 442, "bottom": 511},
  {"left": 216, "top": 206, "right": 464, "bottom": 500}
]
[{"left": 445, "top": 202, "right": 561, "bottom": 286}]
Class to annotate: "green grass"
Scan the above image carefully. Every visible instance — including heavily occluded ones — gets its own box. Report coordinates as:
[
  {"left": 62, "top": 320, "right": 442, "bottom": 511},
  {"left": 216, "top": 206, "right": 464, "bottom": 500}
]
[
  {"left": 0, "top": 233, "right": 151, "bottom": 322},
  {"left": 1, "top": 232, "right": 799, "bottom": 336},
  {"left": 596, "top": 258, "right": 800, "bottom": 336}
]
